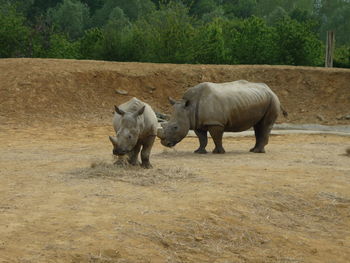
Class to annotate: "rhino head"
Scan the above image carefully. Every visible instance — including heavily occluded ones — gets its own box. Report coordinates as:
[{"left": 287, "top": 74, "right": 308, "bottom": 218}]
[
  {"left": 109, "top": 105, "right": 145, "bottom": 156},
  {"left": 157, "top": 97, "right": 191, "bottom": 147}
]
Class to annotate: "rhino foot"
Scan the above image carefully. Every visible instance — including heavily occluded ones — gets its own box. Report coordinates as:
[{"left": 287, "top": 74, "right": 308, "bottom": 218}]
[
  {"left": 141, "top": 162, "right": 153, "bottom": 169},
  {"left": 128, "top": 160, "right": 141, "bottom": 166},
  {"left": 250, "top": 147, "right": 266, "bottom": 153},
  {"left": 212, "top": 147, "right": 225, "bottom": 154},
  {"left": 194, "top": 148, "right": 208, "bottom": 154}
]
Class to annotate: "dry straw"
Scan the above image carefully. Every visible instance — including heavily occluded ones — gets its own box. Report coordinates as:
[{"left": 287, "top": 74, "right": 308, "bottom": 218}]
[{"left": 73, "top": 160, "right": 197, "bottom": 186}]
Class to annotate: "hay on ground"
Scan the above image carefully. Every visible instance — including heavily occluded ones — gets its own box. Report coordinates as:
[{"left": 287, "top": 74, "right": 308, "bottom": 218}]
[{"left": 73, "top": 160, "right": 197, "bottom": 186}]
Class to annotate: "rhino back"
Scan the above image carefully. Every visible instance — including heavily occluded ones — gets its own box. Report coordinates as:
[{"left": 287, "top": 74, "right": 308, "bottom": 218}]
[
  {"left": 188, "top": 81, "right": 280, "bottom": 132},
  {"left": 113, "top": 97, "right": 158, "bottom": 137}
]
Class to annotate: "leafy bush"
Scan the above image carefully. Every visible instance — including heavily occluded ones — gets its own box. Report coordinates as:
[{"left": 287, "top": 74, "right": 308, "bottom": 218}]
[
  {"left": 44, "top": 33, "right": 81, "bottom": 58},
  {"left": 334, "top": 45, "right": 350, "bottom": 68},
  {"left": 79, "top": 28, "right": 104, "bottom": 59}
]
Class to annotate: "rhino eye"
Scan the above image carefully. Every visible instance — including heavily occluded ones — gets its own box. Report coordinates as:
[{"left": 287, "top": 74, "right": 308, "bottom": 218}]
[
  {"left": 173, "top": 126, "right": 178, "bottom": 131},
  {"left": 128, "top": 135, "right": 132, "bottom": 139}
]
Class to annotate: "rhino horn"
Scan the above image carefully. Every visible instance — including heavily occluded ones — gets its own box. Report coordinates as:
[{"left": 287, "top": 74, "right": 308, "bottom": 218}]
[
  {"left": 109, "top": 136, "right": 118, "bottom": 145},
  {"left": 168, "top": 97, "right": 177, "bottom": 105},
  {"left": 157, "top": 127, "right": 165, "bottom": 139}
]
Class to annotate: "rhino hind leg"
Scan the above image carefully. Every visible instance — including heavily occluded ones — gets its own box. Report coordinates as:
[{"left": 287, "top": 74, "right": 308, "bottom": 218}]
[
  {"left": 250, "top": 111, "right": 276, "bottom": 153},
  {"left": 194, "top": 129, "right": 208, "bottom": 154},
  {"left": 140, "top": 135, "right": 156, "bottom": 169},
  {"left": 208, "top": 126, "right": 225, "bottom": 154}
]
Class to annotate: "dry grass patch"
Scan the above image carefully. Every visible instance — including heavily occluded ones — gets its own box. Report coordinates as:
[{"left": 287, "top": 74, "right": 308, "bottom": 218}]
[{"left": 72, "top": 160, "right": 197, "bottom": 186}]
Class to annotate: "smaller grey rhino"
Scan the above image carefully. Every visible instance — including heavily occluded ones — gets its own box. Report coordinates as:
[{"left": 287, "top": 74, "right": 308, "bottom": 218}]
[{"left": 109, "top": 97, "right": 158, "bottom": 168}]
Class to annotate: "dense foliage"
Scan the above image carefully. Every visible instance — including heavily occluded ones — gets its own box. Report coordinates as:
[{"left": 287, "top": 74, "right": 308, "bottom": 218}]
[{"left": 1, "top": 0, "right": 349, "bottom": 67}]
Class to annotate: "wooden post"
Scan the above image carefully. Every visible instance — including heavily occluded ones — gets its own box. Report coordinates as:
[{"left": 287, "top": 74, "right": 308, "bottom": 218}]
[{"left": 325, "top": 31, "right": 335, "bottom": 68}]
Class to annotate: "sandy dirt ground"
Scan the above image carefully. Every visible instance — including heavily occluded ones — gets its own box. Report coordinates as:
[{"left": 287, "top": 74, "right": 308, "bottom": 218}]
[{"left": 0, "top": 123, "right": 349, "bottom": 263}]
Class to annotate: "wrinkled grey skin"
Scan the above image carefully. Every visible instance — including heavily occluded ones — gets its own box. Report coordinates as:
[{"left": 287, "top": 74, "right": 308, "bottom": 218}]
[
  {"left": 157, "top": 80, "right": 287, "bottom": 154},
  {"left": 109, "top": 97, "right": 158, "bottom": 168}
]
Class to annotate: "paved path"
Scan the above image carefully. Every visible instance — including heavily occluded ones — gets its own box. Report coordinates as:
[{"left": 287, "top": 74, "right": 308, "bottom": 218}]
[{"left": 187, "top": 124, "right": 350, "bottom": 137}]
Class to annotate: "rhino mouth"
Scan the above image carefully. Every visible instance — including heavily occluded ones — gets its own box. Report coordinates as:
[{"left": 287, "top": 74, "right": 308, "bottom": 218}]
[
  {"left": 161, "top": 139, "right": 178, "bottom": 148},
  {"left": 113, "top": 148, "right": 132, "bottom": 156}
]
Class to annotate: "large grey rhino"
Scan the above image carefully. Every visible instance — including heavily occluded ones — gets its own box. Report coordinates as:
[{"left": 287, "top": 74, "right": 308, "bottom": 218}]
[
  {"left": 157, "top": 80, "right": 287, "bottom": 154},
  {"left": 109, "top": 97, "right": 158, "bottom": 168}
]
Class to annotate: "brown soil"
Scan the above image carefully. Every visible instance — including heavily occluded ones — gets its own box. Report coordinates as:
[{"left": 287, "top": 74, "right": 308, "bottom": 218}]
[
  {"left": 1, "top": 58, "right": 350, "bottom": 125},
  {"left": 0, "top": 59, "right": 350, "bottom": 262}
]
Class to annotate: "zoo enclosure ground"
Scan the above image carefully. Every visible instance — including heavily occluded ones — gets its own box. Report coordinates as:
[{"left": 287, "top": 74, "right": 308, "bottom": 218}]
[{"left": 0, "top": 123, "right": 349, "bottom": 263}]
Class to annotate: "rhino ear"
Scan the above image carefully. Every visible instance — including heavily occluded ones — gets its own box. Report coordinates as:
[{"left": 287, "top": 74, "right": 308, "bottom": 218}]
[
  {"left": 168, "top": 97, "right": 177, "bottom": 105},
  {"left": 134, "top": 105, "right": 145, "bottom": 117},
  {"left": 115, "top": 106, "right": 125, "bottom": 116}
]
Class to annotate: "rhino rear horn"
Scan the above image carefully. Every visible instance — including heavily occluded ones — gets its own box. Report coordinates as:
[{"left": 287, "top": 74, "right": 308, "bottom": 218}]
[
  {"left": 157, "top": 127, "right": 165, "bottom": 139},
  {"left": 115, "top": 106, "right": 125, "bottom": 116},
  {"left": 168, "top": 97, "right": 177, "bottom": 105}
]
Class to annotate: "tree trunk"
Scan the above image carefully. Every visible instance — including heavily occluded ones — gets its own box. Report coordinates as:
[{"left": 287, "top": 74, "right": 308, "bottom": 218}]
[{"left": 325, "top": 31, "right": 335, "bottom": 68}]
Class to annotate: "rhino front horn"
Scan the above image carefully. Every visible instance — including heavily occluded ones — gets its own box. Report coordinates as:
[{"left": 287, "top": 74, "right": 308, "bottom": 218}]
[{"left": 109, "top": 136, "right": 118, "bottom": 145}]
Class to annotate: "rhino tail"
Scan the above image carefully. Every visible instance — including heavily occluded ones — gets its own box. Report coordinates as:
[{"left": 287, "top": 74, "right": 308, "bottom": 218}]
[{"left": 280, "top": 105, "right": 288, "bottom": 118}]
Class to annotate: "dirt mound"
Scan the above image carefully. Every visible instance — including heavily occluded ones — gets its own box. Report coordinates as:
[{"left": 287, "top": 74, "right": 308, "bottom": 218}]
[{"left": 1, "top": 58, "right": 349, "bottom": 126}]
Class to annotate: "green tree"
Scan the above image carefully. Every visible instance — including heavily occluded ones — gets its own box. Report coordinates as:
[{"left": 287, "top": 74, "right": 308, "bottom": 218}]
[
  {"left": 80, "top": 0, "right": 103, "bottom": 15},
  {"left": 26, "top": 0, "right": 62, "bottom": 21},
  {"left": 274, "top": 18, "right": 323, "bottom": 65},
  {"left": 92, "top": 0, "right": 155, "bottom": 27},
  {"left": 44, "top": 33, "right": 81, "bottom": 58},
  {"left": 194, "top": 19, "right": 227, "bottom": 64},
  {"left": 267, "top": 6, "right": 288, "bottom": 25},
  {"left": 105, "top": 7, "right": 131, "bottom": 30},
  {"left": 225, "top": 17, "right": 278, "bottom": 64},
  {"left": 79, "top": 28, "right": 104, "bottom": 59},
  {"left": 0, "top": 4, "right": 31, "bottom": 57},
  {"left": 222, "top": 0, "right": 257, "bottom": 18},
  {"left": 47, "top": 0, "right": 90, "bottom": 39},
  {"left": 191, "top": 0, "right": 218, "bottom": 17},
  {"left": 323, "top": 4, "right": 350, "bottom": 45},
  {"left": 100, "top": 7, "right": 133, "bottom": 61},
  {"left": 130, "top": 2, "right": 195, "bottom": 63}
]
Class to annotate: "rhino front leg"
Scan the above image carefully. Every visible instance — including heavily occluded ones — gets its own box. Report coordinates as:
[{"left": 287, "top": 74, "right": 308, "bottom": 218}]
[
  {"left": 128, "top": 142, "right": 142, "bottom": 165},
  {"left": 208, "top": 126, "right": 225, "bottom": 154},
  {"left": 141, "top": 135, "right": 156, "bottom": 169},
  {"left": 194, "top": 129, "right": 208, "bottom": 154}
]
